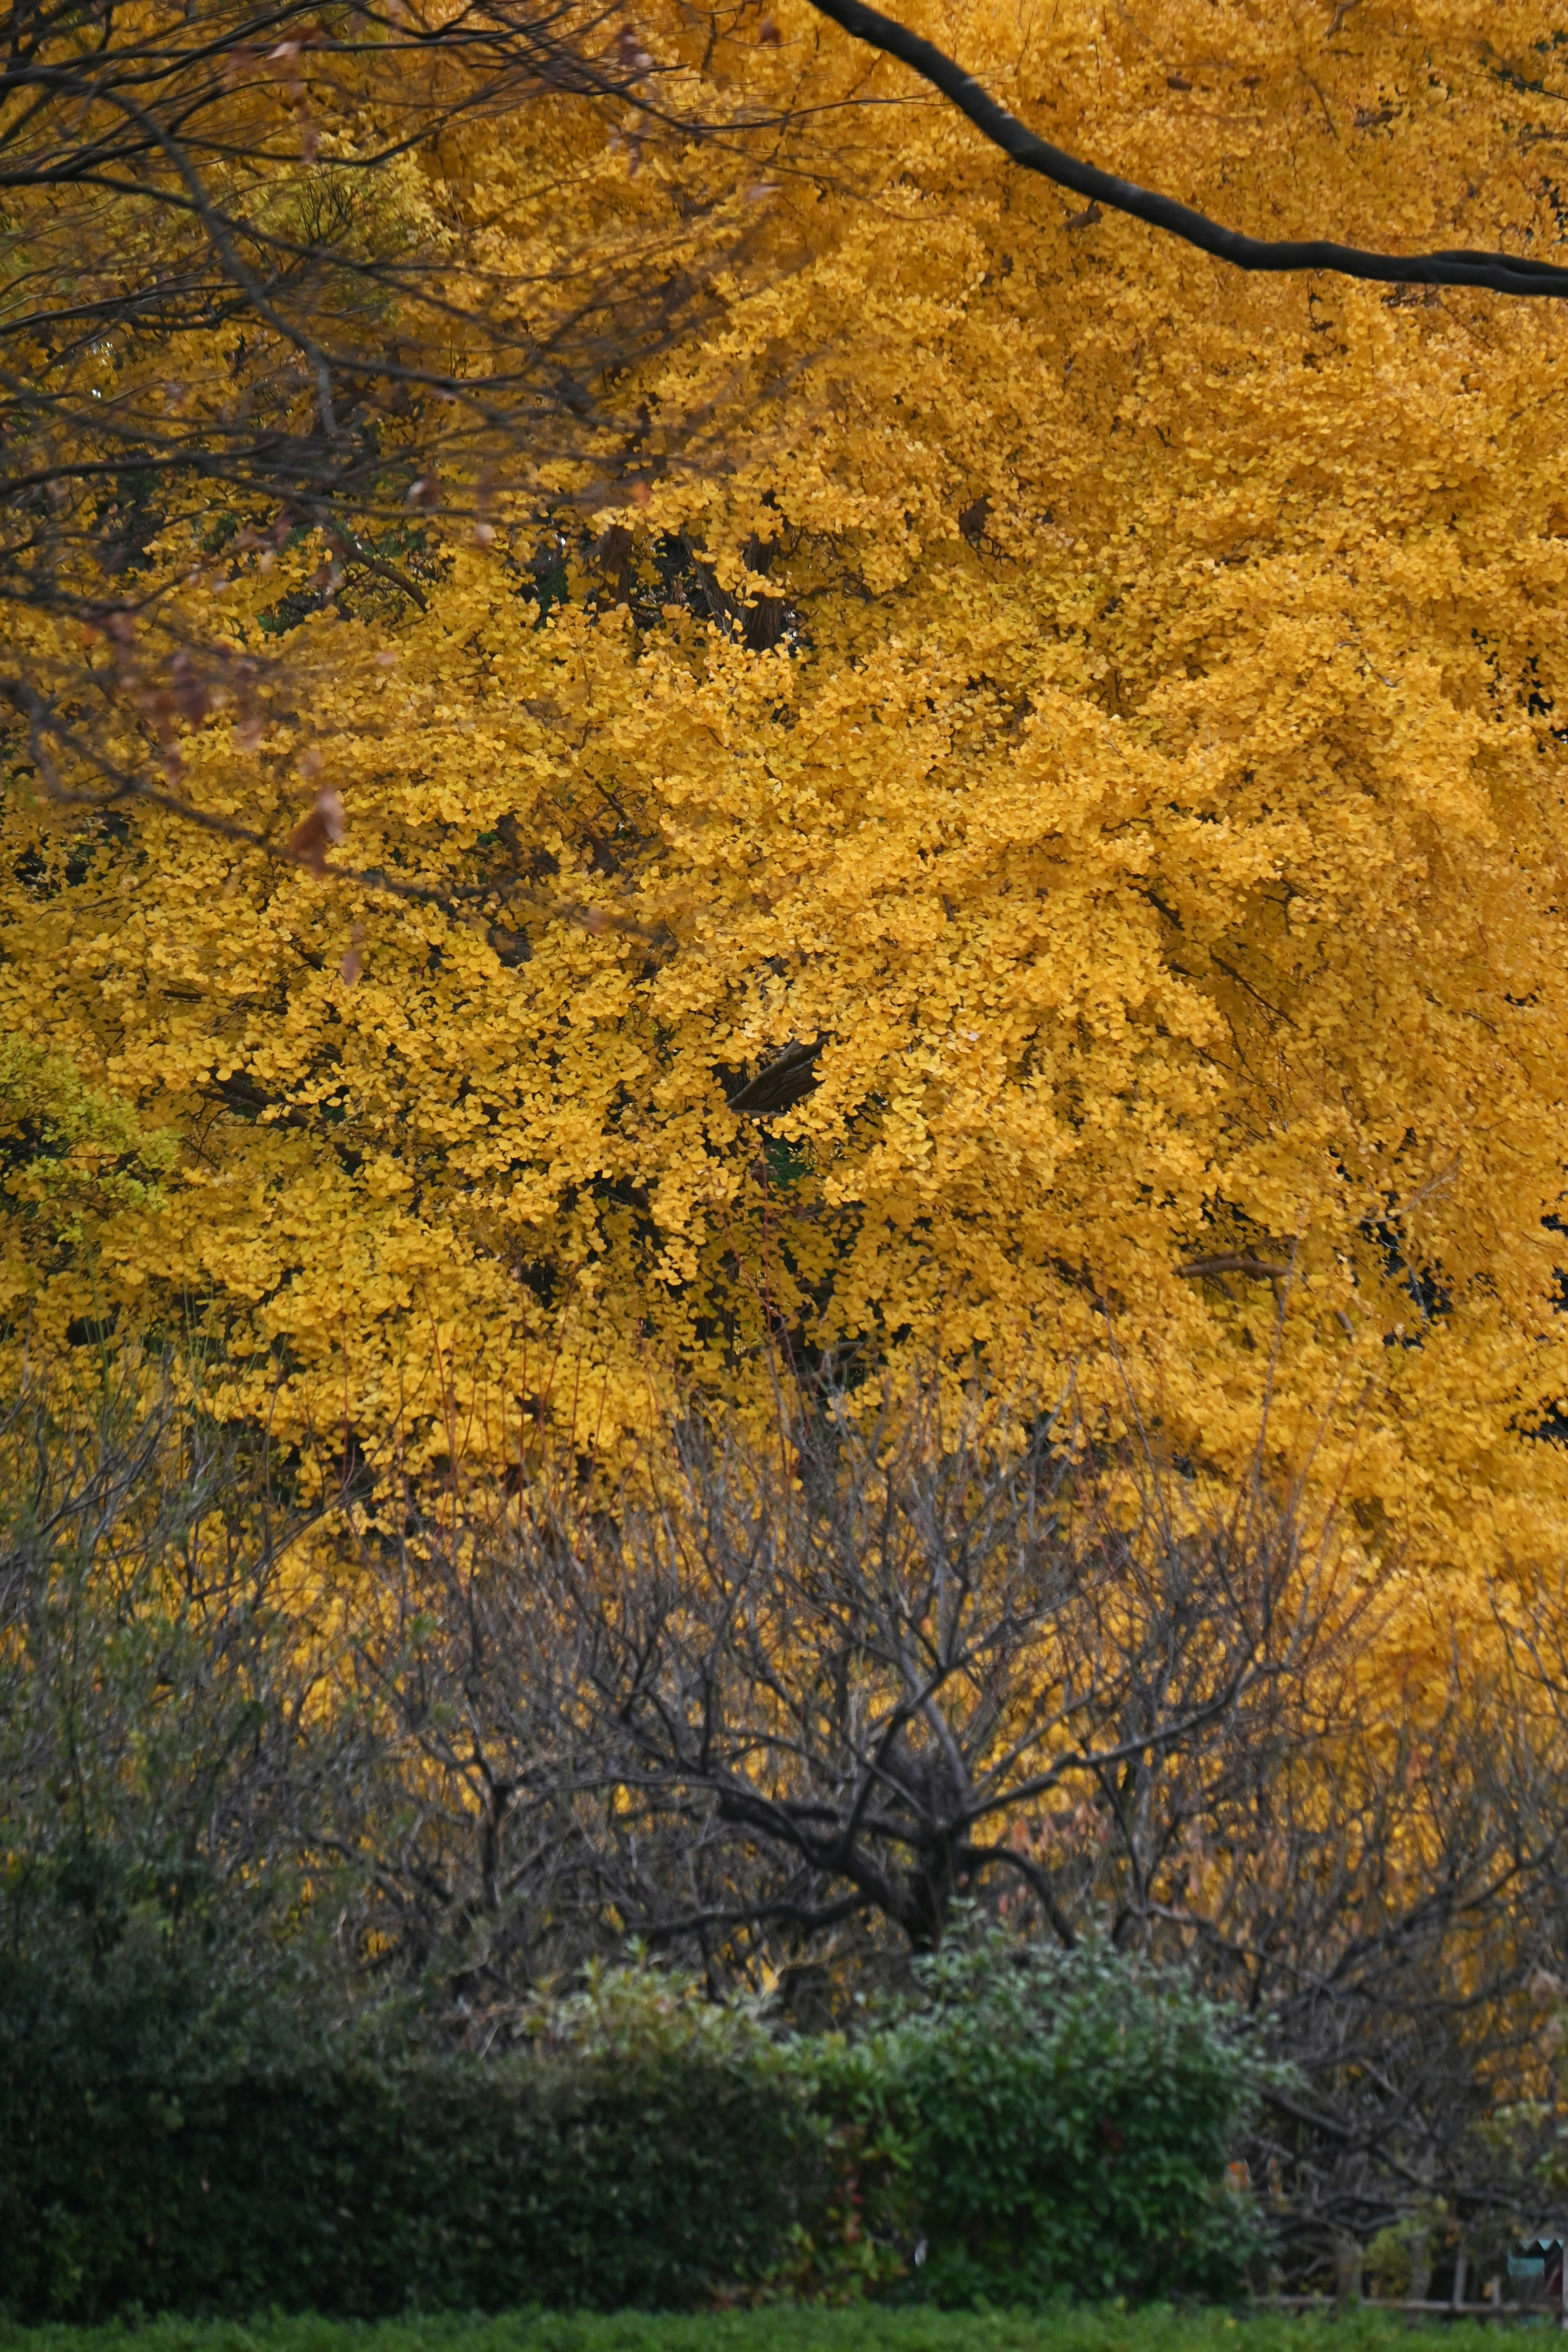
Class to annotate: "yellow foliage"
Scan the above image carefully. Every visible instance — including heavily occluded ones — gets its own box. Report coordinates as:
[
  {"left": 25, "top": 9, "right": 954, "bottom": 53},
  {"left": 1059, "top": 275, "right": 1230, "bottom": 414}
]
[{"left": 7, "top": 0, "right": 1568, "bottom": 1577}]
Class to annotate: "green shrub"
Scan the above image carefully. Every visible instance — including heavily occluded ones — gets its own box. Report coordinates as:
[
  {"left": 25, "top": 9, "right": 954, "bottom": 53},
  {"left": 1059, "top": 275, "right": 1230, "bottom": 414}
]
[
  {"left": 800, "top": 1930, "right": 1276, "bottom": 2305},
  {"left": 0, "top": 1929, "right": 1272, "bottom": 2320},
  {"left": 0, "top": 1948, "right": 810, "bottom": 2321}
]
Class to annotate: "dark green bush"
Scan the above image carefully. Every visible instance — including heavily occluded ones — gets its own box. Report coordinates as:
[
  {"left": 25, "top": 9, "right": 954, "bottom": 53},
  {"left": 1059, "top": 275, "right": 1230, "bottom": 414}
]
[
  {"left": 801, "top": 1931, "right": 1276, "bottom": 2306},
  {"left": 0, "top": 1947, "right": 810, "bottom": 2321},
  {"left": 0, "top": 1926, "right": 1272, "bottom": 2320}
]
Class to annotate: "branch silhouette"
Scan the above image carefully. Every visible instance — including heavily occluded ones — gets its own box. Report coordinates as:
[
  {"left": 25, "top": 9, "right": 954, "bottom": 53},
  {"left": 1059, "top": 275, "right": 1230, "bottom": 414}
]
[{"left": 802, "top": 0, "right": 1568, "bottom": 299}]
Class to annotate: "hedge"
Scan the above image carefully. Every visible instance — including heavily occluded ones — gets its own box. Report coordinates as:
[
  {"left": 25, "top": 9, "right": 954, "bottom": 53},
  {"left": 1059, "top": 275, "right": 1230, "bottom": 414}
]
[
  {"left": 0, "top": 1933, "right": 1272, "bottom": 2320},
  {"left": 0, "top": 1948, "right": 807, "bottom": 2321}
]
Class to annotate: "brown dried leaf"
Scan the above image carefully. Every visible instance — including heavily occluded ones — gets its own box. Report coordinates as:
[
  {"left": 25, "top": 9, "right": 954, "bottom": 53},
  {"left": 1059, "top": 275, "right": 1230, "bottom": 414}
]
[{"left": 284, "top": 788, "right": 347, "bottom": 876}]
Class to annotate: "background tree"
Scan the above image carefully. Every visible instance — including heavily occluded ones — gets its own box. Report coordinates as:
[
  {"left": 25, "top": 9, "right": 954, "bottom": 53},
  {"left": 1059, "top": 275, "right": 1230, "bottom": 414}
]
[
  {"left": 7, "top": 0, "right": 1568, "bottom": 1568},
  {"left": 363, "top": 1387, "right": 1359, "bottom": 1970}
]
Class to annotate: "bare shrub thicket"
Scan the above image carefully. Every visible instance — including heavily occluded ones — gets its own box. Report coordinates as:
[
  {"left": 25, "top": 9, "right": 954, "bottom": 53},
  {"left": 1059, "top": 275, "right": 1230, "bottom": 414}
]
[
  {"left": 0, "top": 1376, "right": 370, "bottom": 1992},
  {"left": 352, "top": 1387, "right": 1364, "bottom": 1985},
  {"left": 6, "top": 1369, "right": 1568, "bottom": 2285}
]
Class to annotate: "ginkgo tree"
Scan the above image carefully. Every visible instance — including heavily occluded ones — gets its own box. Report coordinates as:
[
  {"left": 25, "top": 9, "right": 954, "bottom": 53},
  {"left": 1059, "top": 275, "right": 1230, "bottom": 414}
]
[{"left": 5, "top": 0, "right": 1568, "bottom": 1591}]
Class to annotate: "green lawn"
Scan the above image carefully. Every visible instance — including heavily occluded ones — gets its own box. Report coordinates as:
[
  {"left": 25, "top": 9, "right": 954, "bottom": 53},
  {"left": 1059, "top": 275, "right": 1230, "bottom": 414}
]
[{"left": 0, "top": 2310, "right": 1539, "bottom": 2352}]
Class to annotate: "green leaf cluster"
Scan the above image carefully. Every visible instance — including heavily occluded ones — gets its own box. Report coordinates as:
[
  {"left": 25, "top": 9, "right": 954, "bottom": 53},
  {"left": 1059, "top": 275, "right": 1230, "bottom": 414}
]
[{"left": 0, "top": 1038, "right": 173, "bottom": 1242}]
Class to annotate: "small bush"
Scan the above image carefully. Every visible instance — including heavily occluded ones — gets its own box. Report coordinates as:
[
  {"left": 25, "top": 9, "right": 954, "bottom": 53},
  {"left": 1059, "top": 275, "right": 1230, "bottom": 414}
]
[{"left": 800, "top": 1929, "right": 1276, "bottom": 2305}]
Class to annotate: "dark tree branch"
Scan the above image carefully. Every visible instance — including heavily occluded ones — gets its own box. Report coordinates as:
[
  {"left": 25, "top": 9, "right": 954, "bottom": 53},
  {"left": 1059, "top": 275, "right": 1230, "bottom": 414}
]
[{"left": 802, "top": 0, "right": 1568, "bottom": 298}]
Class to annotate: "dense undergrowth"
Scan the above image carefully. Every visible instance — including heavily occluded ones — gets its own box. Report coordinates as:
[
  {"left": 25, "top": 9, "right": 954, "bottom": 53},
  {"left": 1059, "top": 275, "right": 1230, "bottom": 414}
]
[{"left": 0, "top": 1937, "right": 1270, "bottom": 2320}]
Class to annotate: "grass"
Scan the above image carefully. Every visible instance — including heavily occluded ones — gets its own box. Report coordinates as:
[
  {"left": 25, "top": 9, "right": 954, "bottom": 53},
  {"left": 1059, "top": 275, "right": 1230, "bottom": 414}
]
[{"left": 0, "top": 2310, "right": 1547, "bottom": 2352}]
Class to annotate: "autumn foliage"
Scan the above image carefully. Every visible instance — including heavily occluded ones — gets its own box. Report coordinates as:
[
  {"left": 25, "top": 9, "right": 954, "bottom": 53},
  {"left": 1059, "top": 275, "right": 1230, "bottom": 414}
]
[{"left": 7, "top": 0, "right": 1568, "bottom": 1580}]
